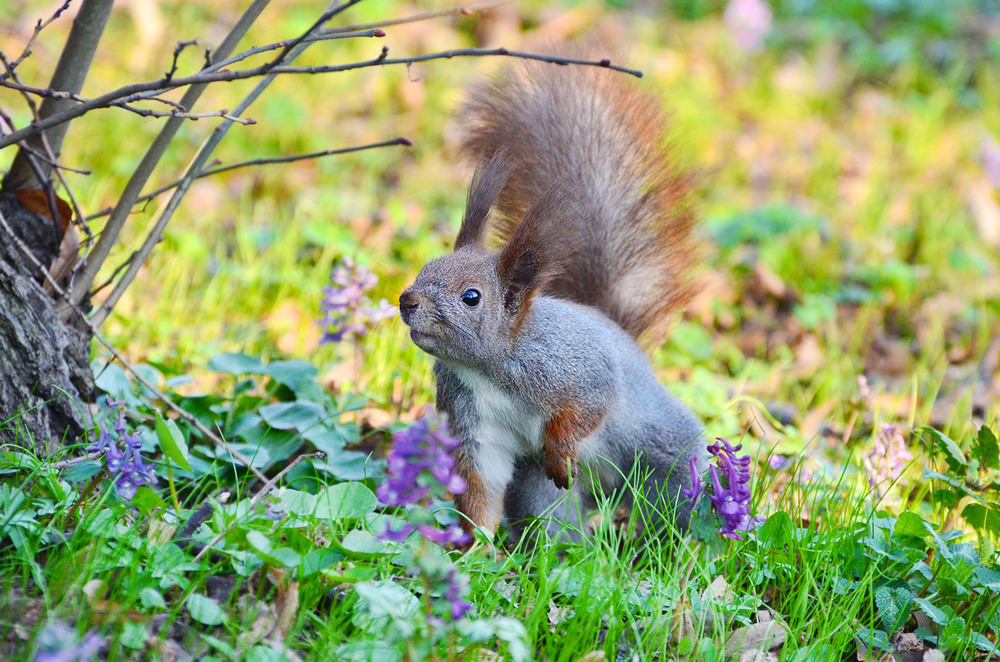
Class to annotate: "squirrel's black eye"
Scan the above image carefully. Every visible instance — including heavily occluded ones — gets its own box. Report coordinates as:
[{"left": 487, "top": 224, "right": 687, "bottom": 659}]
[{"left": 461, "top": 289, "right": 481, "bottom": 307}]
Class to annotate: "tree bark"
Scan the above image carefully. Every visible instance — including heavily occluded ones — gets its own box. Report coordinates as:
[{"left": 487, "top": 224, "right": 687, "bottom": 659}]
[
  {"left": 0, "top": 0, "right": 112, "bottom": 449},
  {"left": 0, "top": 194, "right": 92, "bottom": 451}
]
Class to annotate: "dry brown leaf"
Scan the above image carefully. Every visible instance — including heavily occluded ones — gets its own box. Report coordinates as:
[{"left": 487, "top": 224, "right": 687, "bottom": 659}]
[
  {"left": 16, "top": 188, "right": 72, "bottom": 230},
  {"left": 724, "top": 621, "right": 787, "bottom": 659},
  {"left": 574, "top": 652, "right": 607, "bottom": 662},
  {"left": 793, "top": 334, "right": 825, "bottom": 378}
]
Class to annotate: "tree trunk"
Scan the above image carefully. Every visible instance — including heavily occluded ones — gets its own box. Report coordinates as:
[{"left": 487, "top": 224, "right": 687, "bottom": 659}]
[
  {"left": 0, "top": 194, "right": 93, "bottom": 451},
  {"left": 0, "top": 0, "right": 112, "bottom": 450}
]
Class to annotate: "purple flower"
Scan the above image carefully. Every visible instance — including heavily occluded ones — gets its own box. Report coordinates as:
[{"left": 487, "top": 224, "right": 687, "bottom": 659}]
[
  {"left": 87, "top": 401, "right": 157, "bottom": 501},
  {"left": 863, "top": 424, "right": 913, "bottom": 489},
  {"left": 442, "top": 568, "right": 473, "bottom": 621},
  {"left": 691, "top": 438, "right": 764, "bottom": 540},
  {"left": 34, "top": 619, "right": 104, "bottom": 662},
  {"left": 319, "top": 257, "right": 398, "bottom": 344},
  {"left": 723, "top": 0, "right": 773, "bottom": 53},
  {"left": 376, "top": 415, "right": 470, "bottom": 547},
  {"left": 768, "top": 454, "right": 791, "bottom": 471},
  {"left": 681, "top": 456, "right": 703, "bottom": 500}
]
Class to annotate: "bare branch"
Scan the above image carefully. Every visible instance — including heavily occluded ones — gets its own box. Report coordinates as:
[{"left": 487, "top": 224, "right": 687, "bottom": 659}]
[
  {"left": 165, "top": 39, "right": 200, "bottom": 83},
  {"left": 0, "top": 206, "right": 269, "bottom": 483},
  {"left": 60, "top": 0, "right": 274, "bottom": 316},
  {"left": 327, "top": 0, "right": 516, "bottom": 34},
  {"left": 0, "top": 0, "right": 74, "bottom": 82},
  {"left": 84, "top": 137, "right": 413, "bottom": 223},
  {"left": 0, "top": 47, "right": 640, "bottom": 152},
  {"left": 92, "top": 0, "right": 373, "bottom": 325}
]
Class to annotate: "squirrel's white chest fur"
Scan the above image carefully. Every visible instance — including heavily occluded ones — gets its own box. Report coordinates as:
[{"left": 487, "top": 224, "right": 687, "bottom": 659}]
[{"left": 450, "top": 365, "right": 544, "bottom": 491}]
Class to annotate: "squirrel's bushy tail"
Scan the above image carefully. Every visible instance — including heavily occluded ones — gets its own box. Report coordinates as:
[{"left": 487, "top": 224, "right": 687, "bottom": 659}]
[{"left": 455, "top": 48, "right": 697, "bottom": 349}]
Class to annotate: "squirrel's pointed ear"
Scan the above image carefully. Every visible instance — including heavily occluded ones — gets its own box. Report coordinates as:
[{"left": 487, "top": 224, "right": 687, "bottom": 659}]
[
  {"left": 497, "top": 180, "right": 579, "bottom": 316},
  {"left": 455, "top": 151, "right": 514, "bottom": 250}
]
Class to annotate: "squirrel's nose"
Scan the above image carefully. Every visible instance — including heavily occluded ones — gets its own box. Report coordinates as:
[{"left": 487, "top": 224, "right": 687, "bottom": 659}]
[{"left": 399, "top": 289, "right": 419, "bottom": 321}]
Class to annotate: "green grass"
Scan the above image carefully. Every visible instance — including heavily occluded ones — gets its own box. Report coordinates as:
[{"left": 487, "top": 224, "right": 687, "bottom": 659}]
[{"left": 2, "top": 0, "right": 1000, "bottom": 659}]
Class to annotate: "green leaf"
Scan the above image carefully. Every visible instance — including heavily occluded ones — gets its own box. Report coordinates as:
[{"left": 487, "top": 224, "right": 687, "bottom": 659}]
[
  {"left": 973, "top": 426, "right": 1000, "bottom": 470},
  {"left": 919, "top": 427, "right": 967, "bottom": 472},
  {"left": 264, "top": 360, "right": 318, "bottom": 388},
  {"left": 186, "top": 593, "right": 228, "bottom": 625},
  {"left": 893, "top": 511, "right": 930, "bottom": 539},
  {"left": 140, "top": 587, "right": 166, "bottom": 610},
  {"left": 962, "top": 503, "right": 1000, "bottom": 537},
  {"left": 313, "top": 482, "right": 378, "bottom": 521},
  {"left": 208, "top": 352, "right": 266, "bottom": 375},
  {"left": 119, "top": 621, "right": 147, "bottom": 649},
  {"left": 155, "top": 413, "right": 192, "bottom": 472},
  {"left": 973, "top": 566, "right": 1000, "bottom": 592},
  {"left": 131, "top": 487, "right": 167, "bottom": 515},
  {"left": 875, "top": 584, "right": 913, "bottom": 632},
  {"left": 338, "top": 530, "right": 386, "bottom": 557},
  {"left": 913, "top": 597, "right": 947, "bottom": 625},
  {"left": 757, "top": 511, "right": 793, "bottom": 546},
  {"left": 258, "top": 401, "right": 325, "bottom": 430},
  {"left": 62, "top": 461, "right": 103, "bottom": 482}
]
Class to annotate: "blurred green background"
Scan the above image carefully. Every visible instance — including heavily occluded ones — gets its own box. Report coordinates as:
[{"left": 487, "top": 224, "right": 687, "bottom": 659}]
[{"left": 2, "top": 0, "right": 999, "bottom": 449}]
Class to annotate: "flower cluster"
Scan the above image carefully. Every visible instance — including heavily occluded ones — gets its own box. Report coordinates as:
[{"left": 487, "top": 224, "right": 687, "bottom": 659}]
[
  {"left": 723, "top": 0, "right": 773, "bottom": 53},
  {"left": 87, "top": 401, "right": 157, "bottom": 500},
  {"left": 863, "top": 423, "right": 913, "bottom": 490},
  {"left": 319, "top": 256, "right": 397, "bottom": 344},
  {"left": 683, "top": 437, "right": 763, "bottom": 540},
  {"left": 982, "top": 133, "right": 1000, "bottom": 189},
  {"left": 34, "top": 618, "right": 104, "bottom": 662},
  {"left": 376, "top": 414, "right": 470, "bottom": 548}
]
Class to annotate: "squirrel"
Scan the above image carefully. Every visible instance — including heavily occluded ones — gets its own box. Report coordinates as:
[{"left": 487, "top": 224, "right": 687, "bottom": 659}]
[{"left": 398, "top": 47, "right": 708, "bottom": 541}]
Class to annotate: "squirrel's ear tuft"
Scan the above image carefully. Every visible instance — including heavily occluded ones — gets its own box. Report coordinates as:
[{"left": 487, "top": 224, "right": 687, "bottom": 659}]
[
  {"left": 455, "top": 151, "right": 514, "bottom": 250},
  {"left": 497, "top": 179, "right": 581, "bottom": 316}
]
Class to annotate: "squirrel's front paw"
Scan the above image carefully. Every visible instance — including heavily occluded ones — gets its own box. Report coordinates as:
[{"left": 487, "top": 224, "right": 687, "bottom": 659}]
[{"left": 544, "top": 450, "right": 575, "bottom": 490}]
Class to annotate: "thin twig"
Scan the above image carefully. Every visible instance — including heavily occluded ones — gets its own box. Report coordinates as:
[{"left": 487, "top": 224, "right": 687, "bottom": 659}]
[
  {"left": 192, "top": 453, "right": 324, "bottom": 564},
  {"left": 0, "top": 46, "right": 640, "bottom": 152},
  {"left": 327, "top": 0, "right": 515, "bottom": 34},
  {"left": 59, "top": 0, "right": 273, "bottom": 314},
  {"left": 0, "top": 0, "right": 74, "bottom": 83},
  {"left": 208, "top": 29, "right": 386, "bottom": 73},
  {"left": 109, "top": 101, "right": 257, "bottom": 124},
  {"left": 83, "top": 137, "right": 413, "bottom": 222},
  {"left": 0, "top": 206, "right": 269, "bottom": 483},
  {"left": 165, "top": 39, "right": 200, "bottom": 83},
  {"left": 92, "top": 0, "right": 366, "bottom": 326}
]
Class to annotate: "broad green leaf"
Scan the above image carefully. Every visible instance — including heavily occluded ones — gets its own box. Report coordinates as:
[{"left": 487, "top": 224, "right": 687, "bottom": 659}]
[
  {"left": 258, "top": 401, "right": 324, "bottom": 430},
  {"left": 155, "top": 413, "right": 192, "bottom": 472},
  {"left": 314, "top": 482, "right": 378, "bottom": 521},
  {"left": 757, "top": 512, "right": 793, "bottom": 546},
  {"left": 913, "top": 597, "right": 947, "bottom": 625},
  {"left": 208, "top": 352, "right": 267, "bottom": 375},
  {"left": 893, "top": 512, "right": 930, "bottom": 539},
  {"left": 919, "top": 427, "right": 967, "bottom": 472},
  {"left": 973, "top": 566, "right": 1000, "bottom": 591},
  {"left": 875, "top": 585, "right": 913, "bottom": 633},
  {"left": 973, "top": 426, "right": 1000, "bottom": 470},
  {"left": 119, "top": 621, "right": 147, "bottom": 649},
  {"left": 264, "top": 360, "right": 318, "bottom": 387},
  {"left": 140, "top": 587, "right": 166, "bottom": 609},
  {"left": 186, "top": 593, "right": 228, "bottom": 625},
  {"left": 245, "top": 530, "right": 274, "bottom": 555},
  {"left": 962, "top": 503, "right": 1000, "bottom": 537},
  {"left": 131, "top": 487, "right": 167, "bottom": 515},
  {"left": 338, "top": 530, "right": 385, "bottom": 557}
]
